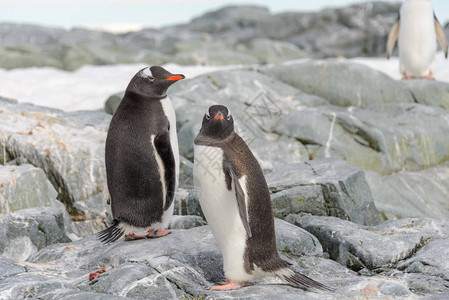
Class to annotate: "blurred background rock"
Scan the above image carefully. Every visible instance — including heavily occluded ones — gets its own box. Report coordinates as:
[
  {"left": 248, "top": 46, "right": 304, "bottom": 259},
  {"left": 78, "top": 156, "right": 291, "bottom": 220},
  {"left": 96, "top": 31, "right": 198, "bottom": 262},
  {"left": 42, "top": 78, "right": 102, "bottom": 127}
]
[{"left": 0, "top": 2, "right": 417, "bottom": 70}]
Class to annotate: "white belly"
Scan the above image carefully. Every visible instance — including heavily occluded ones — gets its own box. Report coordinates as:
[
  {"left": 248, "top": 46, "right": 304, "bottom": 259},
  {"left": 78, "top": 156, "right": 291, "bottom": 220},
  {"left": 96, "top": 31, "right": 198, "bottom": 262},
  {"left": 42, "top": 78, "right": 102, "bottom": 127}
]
[
  {"left": 156, "top": 96, "right": 179, "bottom": 229},
  {"left": 399, "top": 0, "right": 437, "bottom": 76},
  {"left": 193, "top": 145, "right": 252, "bottom": 281}
]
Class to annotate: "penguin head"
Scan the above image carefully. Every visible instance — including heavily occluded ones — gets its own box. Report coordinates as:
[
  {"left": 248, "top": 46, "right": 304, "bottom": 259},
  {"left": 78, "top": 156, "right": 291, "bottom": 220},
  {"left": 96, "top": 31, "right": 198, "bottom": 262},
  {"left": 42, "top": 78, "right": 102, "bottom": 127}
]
[
  {"left": 126, "top": 66, "right": 185, "bottom": 99},
  {"left": 198, "top": 105, "right": 234, "bottom": 140}
]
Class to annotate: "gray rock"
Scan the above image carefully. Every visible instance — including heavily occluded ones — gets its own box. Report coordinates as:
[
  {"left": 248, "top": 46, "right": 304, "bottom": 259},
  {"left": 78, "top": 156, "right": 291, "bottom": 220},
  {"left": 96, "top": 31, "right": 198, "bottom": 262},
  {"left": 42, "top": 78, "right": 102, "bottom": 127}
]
[
  {"left": 241, "top": 38, "right": 309, "bottom": 64},
  {"left": 174, "top": 188, "right": 203, "bottom": 217},
  {"left": 169, "top": 215, "right": 206, "bottom": 230},
  {"left": 185, "top": 5, "right": 269, "bottom": 44},
  {"left": 0, "top": 45, "right": 62, "bottom": 69},
  {"left": 398, "top": 239, "right": 449, "bottom": 280},
  {"left": 366, "top": 162, "right": 449, "bottom": 221},
  {"left": 0, "top": 207, "right": 71, "bottom": 260},
  {"left": 104, "top": 91, "right": 124, "bottom": 115},
  {"left": 271, "top": 185, "right": 327, "bottom": 219},
  {"left": 119, "top": 27, "right": 203, "bottom": 54},
  {"left": 0, "top": 23, "right": 116, "bottom": 48},
  {"left": 172, "top": 41, "right": 260, "bottom": 66},
  {"left": 0, "top": 99, "right": 111, "bottom": 233},
  {"left": 0, "top": 164, "right": 59, "bottom": 212},
  {"left": 402, "top": 79, "right": 449, "bottom": 111},
  {"left": 22, "top": 222, "right": 334, "bottom": 299},
  {"left": 260, "top": 61, "right": 414, "bottom": 107},
  {"left": 0, "top": 2, "right": 402, "bottom": 70},
  {"left": 267, "top": 158, "right": 380, "bottom": 226},
  {"left": 179, "top": 155, "right": 194, "bottom": 189},
  {"left": 429, "top": 292, "right": 449, "bottom": 300},
  {"left": 259, "top": 2, "right": 400, "bottom": 58},
  {"left": 3, "top": 215, "right": 449, "bottom": 298},
  {"left": 0, "top": 256, "right": 26, "bottom": 279},
  {"left": 293, "top": 216, "right": 449, "bottom": 272},
  {"left": 274, "top": 219, "right": 323, "bottom": 257},
  {"left": 273, "top": 102, "right": 449, "bottom": 175}
]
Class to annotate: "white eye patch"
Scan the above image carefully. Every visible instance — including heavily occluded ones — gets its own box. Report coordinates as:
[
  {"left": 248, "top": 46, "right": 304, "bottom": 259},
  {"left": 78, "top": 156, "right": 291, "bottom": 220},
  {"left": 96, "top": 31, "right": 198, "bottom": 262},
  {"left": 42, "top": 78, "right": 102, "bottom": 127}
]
[
  {"left": 139, "top": 67, "right": 153, "bottom": 79},
  {"left": 226, "top": 107, "right": 232, "bottom": 117},
  {"left": 205, "top": 107, "right": 211, "bottom": 118}
]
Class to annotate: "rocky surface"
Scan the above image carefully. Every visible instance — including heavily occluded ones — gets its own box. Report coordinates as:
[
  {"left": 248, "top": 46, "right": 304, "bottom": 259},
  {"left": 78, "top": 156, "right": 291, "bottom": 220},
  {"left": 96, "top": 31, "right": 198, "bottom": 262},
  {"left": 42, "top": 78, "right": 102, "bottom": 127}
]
[
  {"left": 0, "top": 99, "right": 111, "bottom": 235},
  {"left": 0, "top": 164, "right": 58, "bottom": 212},
  {"left": 0, "top": 207, "right": 71, "bottom": 261},
  {"left": 1, "top": 208, "right": 448, "bottom": 299},
  {"left": 266, "top": 158, "right": 380, "bottom": 226},
  {"left": 366, "top": 162, "right": 449, "bottom": 221},
  {"left": 0, "top": 2, "right": 403, "bottom": 70},
  {"left": 1, "top": 18, "right": 449, "bottom": 296}
]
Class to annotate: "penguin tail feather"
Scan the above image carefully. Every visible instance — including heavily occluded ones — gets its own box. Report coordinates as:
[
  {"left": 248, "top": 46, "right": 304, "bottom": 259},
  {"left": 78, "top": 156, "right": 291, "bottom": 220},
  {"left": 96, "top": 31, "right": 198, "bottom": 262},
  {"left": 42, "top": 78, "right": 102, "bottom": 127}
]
[
  {"left": 96, "top": 219, "right": 124, "bottom": 244},
  {"left": 275, "top": 268, "right": 334, "bottom": 292}
]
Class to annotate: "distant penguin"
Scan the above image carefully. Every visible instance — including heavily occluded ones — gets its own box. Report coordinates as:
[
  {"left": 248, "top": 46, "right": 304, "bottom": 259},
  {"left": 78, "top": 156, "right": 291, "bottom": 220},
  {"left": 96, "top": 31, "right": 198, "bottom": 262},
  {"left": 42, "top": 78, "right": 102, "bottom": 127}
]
[
  {"left": 386, "top": 0, "right": 448, "bottom": 79},
  {"left": 97, "top": 66, "right": 184, "bottom": 243},
  {"left": 193, "top": 105, "right": 332, "bottom": 291}
]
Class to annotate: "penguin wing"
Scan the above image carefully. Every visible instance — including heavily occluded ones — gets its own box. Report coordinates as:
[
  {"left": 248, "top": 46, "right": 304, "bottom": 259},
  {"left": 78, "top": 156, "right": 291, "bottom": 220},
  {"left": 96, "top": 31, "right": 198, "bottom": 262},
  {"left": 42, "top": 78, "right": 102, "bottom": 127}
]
[
  {"left": 154, "top": 131, "right": 176, "bottom": 211},
  {"left": 386, "top": 15, "right": 400, "bottom": 59},
  {"left": 434, "top": 15, "right": 448, "bottom": 58},
  {"left": 223, "top": 156, "right": 252, "bottom": 238}
]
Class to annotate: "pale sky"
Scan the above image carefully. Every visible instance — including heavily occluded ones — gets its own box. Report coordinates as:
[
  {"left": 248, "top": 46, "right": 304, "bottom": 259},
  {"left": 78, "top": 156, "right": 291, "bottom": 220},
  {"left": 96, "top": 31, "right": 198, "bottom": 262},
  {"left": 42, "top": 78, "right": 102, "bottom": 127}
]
[{"left": 1, "top": 0, "right": 448, "bottom": 30}]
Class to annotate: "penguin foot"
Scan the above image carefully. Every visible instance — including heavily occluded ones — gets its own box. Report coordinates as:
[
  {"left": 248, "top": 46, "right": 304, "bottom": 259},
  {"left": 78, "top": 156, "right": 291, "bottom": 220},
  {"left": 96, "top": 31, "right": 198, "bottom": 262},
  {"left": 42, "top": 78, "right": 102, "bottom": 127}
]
[
  {"left": 402, "top": 72, "right": 412, "bottom": 80},
  {"left": 424, "top": 72, "right": 435, "bottom": 80},
  {"left": 211, "top": 281, "right": 248, "bottom": 291},
  {"left": 124, "top": 233, "right": 148, "bottom": 241},
  {"left": 153, "top": 229, "right": 172, "bottom": 238}
]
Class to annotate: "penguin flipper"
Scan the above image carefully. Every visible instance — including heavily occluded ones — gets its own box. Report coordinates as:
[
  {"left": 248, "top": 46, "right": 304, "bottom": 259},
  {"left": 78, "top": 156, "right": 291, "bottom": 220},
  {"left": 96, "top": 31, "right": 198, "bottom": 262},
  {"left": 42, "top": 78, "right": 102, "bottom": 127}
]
[
  {"left": 153, "top": 131, "right": 176, "bottom": 211},
  {"left": 386, "top": 15, "right": 400, "bottom": 59},
  {"left": 434, "top": 15, "right": 448, "bottom": 58},
  {"left": 223, "top": 156, "right": 252, "bottom": 238},
  {"left": 97, "top": 219, "right": 124, "bottom": 244},
  {"left": 276, "top": 268, "right": 334, "bottom": 292}
]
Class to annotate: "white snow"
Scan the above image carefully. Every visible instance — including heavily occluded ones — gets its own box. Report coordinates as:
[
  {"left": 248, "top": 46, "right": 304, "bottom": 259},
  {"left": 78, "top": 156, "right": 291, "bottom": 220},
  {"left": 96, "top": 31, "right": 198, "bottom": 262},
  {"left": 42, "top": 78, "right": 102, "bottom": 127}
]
[
  {"left": 0, "top": 53, "right": 447, "bottom": 112},
  {"left": 348, "top": 51, "right": 449, "bottom": 81},
  {"left": 0, "top": 63, "right": 234, "bottom": 111}
]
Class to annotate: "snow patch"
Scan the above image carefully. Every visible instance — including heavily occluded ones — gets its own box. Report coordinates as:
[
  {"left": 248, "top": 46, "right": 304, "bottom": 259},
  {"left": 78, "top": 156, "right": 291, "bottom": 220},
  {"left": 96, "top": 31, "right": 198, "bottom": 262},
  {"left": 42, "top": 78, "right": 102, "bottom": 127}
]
[{"left": 0, "top": 54, "right": 447, "bottom": 112}]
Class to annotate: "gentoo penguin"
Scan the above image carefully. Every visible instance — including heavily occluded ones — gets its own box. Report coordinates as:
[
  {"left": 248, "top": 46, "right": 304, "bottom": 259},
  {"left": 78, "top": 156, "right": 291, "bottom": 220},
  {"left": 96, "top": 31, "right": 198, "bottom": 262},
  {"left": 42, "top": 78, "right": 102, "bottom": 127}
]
[
  {"left": 386, "top": 0, "right": 448, "bottom": 79},
  {"left": 97, "top": 66, "right": 184, "bottom": 243},
  {"left": 193, "top": 105, "right": 332, "bottom": 291}
]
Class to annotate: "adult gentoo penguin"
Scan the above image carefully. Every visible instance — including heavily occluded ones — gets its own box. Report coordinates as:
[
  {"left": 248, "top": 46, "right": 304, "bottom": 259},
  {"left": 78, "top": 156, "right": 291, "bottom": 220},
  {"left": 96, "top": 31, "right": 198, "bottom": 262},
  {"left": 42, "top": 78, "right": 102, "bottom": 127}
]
[
  {"left": 97, "top": 66, "right": 184, "bottom": 243},
  {"left": 386, "top": 0, "right": 448, "bottom": 79},
  {"left": 193, "top": 105, "right": 332, "bottom": 291}
]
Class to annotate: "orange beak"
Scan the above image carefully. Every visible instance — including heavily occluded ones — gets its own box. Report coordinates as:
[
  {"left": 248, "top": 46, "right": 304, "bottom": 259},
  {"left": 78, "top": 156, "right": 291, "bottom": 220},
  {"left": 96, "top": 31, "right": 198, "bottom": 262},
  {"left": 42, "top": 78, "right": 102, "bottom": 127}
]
[
  {"left": 214, "top": 112, "right": 224, "bottom": 120},
  {"left": 166, "top": 75, "right": 185, "bottom": 81}
]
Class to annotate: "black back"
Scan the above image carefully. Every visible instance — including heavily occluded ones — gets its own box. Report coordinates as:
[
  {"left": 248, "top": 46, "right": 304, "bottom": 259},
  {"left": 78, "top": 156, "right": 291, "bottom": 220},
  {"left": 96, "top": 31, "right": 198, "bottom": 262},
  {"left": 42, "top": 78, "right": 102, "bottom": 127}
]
[{"left": 106, "top": 66, "right": 183, "bottom": 227}]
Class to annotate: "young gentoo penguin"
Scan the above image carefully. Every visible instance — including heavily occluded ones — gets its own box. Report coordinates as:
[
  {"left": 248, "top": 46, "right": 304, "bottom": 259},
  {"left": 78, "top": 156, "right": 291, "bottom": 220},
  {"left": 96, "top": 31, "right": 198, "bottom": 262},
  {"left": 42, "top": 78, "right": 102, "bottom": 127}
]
[
  {"left": 193, "top": 105, "right": 332, "bottom": 291},
  {"left": 97, "top": 66, "right": 184, "bottom": 243},
  {"left": 386, "top": 0, "right": 448, "bottom": 79}
]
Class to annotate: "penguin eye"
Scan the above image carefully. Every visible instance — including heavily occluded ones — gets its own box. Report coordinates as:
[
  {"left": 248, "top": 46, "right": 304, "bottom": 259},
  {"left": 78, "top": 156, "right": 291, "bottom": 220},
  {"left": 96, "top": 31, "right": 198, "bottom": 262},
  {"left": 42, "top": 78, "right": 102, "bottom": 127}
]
[
  {"left": 227, "top": 115, "right": 231, "bottom": 121},
  {"left": 149, "top": 76, "right": 155, "bottom": 81},
  {"left": 205, "top": 114, "right": 211, "bottom": 120}
]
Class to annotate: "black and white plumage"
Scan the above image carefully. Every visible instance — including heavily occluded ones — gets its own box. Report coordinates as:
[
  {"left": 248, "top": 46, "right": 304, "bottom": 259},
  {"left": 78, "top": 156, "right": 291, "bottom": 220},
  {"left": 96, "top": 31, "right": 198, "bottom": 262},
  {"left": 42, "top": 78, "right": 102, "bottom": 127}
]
[
  {"left": 193, "top": 105, "right": 332, "bottom": 291},
  {"left": 98, "top": 66, "right": 184, "bottom": 244},
  {"left": 386, "top": 0, "right": 448, "bottom": 79}
]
